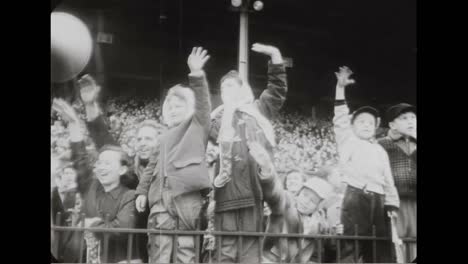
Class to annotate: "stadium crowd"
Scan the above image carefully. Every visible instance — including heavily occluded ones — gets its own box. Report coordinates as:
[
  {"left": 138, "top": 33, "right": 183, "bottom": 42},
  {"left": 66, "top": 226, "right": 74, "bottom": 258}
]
[
  {"left": 51, "top": 46, "right": 416, "bottom": 264},
  {"left": 52, "top": 98, "right": 340, "bottom": 185}
]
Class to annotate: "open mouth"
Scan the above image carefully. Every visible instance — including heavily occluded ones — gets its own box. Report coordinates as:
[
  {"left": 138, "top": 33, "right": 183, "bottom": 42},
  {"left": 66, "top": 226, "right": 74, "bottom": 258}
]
[
  {"left": 96, "top": 171, "right": 109, "bottom": 178},
  {"left": 138, "top": 147, "right": 152, "bottom": 156}
]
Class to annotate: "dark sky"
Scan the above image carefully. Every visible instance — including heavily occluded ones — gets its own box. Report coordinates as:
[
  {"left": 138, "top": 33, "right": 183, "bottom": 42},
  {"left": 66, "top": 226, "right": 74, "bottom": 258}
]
[{"left": 53, "top": 0, "right": 416, "bottom": 110}]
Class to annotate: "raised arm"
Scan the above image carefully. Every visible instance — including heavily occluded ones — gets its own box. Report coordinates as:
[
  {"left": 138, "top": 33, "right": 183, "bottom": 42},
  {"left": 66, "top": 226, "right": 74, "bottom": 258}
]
[
  {"left": 333, "top": 66, "right": 355, "bottom": 148},
  {"left": 253, "top": 43, "right": 288, "bottom": 120},
  {"left": 78, "top": 74, "right": 118, "bottom": 149},
  {"left": 135, "top": 152, "right": 159, "bottom": 212},
  {"left": 187, "top": 47, "right": 211, "bottom": 130},
  {"left": 52, "top": 99, "right": 93, "bottom": 195},
  {"left": 248, "top": 141, "right": 290, "bottom": 215}
]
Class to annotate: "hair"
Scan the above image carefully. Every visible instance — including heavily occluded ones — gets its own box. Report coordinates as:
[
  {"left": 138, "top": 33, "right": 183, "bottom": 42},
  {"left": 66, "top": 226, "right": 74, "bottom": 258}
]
[
  {"left": 98, "top": 145, "right": 131, "bottom": 167},
  {"left": 220, "top": 70, "right": 243, "bottom": 87},
  {"left": 136, "top": 120, "right": 165, "bottom": 136},
  {"left": 97, "top": 144, "right": 138, "bottom": 189},
  {"left": 283, "top": 169, "right": 305, "bottom": 188},
  {"left": 219, "top": 70, "right": 255, "bottom": 104},
  {"left": 162, "top": 84, "right": 195, "bottom": 126}
]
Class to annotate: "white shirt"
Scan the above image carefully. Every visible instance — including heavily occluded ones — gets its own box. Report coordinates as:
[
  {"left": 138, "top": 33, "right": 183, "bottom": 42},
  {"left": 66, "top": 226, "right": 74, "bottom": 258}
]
[{"left": 333, "top": 104, "right": 400, "bottom": 208}]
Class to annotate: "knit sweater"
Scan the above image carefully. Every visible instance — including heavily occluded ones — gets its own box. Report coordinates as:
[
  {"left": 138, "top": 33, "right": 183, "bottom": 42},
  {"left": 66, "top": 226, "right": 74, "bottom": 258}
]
[{"left": 378, "top": 136, "right": 416, "bottom": 198}]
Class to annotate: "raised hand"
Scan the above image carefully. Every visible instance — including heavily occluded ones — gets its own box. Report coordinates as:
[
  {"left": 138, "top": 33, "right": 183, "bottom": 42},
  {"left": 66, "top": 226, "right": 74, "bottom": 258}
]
[
  {"left": 251, "top": 43, "right": 283, "bottom": 64},
  {"left": 187, "top": 47, "right": 210, "bottom": 73},
  {"left": 335, "top": 66, "right": 355, "bottom": 88},
  {"left": 334, "top": 223, "right": 344, "bottom": 235},
  {"left": 78, "top": 74, "right": 100, "bottom": 105},
  {"left": 52, "top": 98, "right": 80, "bottom": 125},
  {"left": 83, "top": 217, "right": 102, "bottom": 228},
  {"left": 135, "top": 195, "right": 147, "bottom": 213},
  {"left": 387, "top": 209, "right": 399, "bottom": 219},
  {"left": 251, "top": 43, "right": 279, "bottom": 56}
]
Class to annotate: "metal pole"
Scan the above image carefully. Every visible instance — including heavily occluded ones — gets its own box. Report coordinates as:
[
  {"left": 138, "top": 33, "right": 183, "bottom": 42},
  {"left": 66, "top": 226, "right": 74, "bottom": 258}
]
[
  {"left": 178, "top": 0, "right": 184, "bottom": 58},
  {"left": 103, "top": 214, "right": 110, "bottom": 263},
  {"left": 238, "top": 8, "right": 249, "bottom": 82},
  {"left": 159, "top": 0, "right": 167, "bottom": 100},
  {"left": 95, "top": 10, "right": 106, "bottom": 100}
]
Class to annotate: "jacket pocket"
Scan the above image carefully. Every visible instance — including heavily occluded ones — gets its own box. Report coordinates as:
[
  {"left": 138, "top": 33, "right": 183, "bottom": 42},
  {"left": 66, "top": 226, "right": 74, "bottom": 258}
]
[{"left": 172, "top": 157, "right": 203, "bottom": 168}]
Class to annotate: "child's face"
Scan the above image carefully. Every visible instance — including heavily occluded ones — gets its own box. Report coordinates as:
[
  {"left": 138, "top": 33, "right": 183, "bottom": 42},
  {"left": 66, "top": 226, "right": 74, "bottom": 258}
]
[
  {"left": 94, "top": 150, "right": 125, "bottom": 187},
  {"left": 352, "top": 113, "right": 376, "bottom": 140},
  {"left": 390, "top": 112, "right": 416, "bottom": 137},
  {"left": 221, "top": 78, "right": 243, "bottom": 106},
  {"left": 296, "top": 188, "right": 322, "bottom": 215},
  {"left": 286, "top": 172, "right": 303, "bottom": 195},
  {"left": 165, "top": 96, "right": 189, "bottom": 127},
  {"left": 56, "top": 167, "right": 77, "bottom": 192}
]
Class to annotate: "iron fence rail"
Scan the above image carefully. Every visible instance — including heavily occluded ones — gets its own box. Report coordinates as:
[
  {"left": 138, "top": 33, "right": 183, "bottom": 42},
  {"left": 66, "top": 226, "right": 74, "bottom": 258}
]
[{"left": 51, "top": 212, "right": 416, "bottom": 264}]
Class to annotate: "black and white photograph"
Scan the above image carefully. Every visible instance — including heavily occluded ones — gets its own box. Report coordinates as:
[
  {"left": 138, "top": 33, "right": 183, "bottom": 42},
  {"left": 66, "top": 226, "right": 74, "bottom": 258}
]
[{"left": 50, "top": 0, "right": 417, "bottom": 263}]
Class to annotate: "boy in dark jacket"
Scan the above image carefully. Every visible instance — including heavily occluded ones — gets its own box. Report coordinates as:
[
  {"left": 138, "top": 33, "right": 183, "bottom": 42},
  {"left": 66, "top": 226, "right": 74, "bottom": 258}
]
[
  {"left": 78, "top": 74, "right": 165, "bottom": 262},
  {"left": 208, "top": 43, "right": 288, "bottom": 263},
  {"left": 52, "top": 99, "right": 139, "bottom": 263},
  {"left": 135, "top": 47, "right": 212, "bottom": 263}
]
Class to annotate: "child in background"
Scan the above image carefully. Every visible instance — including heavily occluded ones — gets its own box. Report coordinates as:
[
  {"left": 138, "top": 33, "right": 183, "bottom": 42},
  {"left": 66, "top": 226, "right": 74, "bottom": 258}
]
[
  {"left": 284, "top": 170, "right": 305, "bottom": 196},
  {"left": 379, "top": 103, "right": 417, "bottom": 262}
]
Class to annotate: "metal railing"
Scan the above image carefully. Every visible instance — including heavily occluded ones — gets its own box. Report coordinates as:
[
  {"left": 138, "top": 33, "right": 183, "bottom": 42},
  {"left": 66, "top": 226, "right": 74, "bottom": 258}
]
[{"left": 51, "top": 212, "right": 417, "bottom": 264}]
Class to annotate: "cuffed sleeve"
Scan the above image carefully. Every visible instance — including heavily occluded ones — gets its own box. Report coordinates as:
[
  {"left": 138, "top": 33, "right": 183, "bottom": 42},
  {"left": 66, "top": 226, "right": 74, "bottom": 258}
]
[
  {"left": 260, "top": 169, "right": 290, "bottom": 217},
  {"left": 86, "top": 115, "right": 118, "bottom": 150},
  {"left": 188, "top": 71, "right": 211, "bottom": 131},
  {"left": 135, "top": 155, "right": 159, "bottom": 196},
  {"left": 256, "top": 63, "right": 288, "bottom": 120},
  {"left": 71, "top": 141, "right": 93, "bottom": 195}
]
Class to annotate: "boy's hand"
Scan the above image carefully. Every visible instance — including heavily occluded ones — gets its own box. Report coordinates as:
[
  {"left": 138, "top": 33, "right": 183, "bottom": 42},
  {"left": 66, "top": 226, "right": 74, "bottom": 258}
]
[
  {"left": 78, "top": 74, "right": 100, "bottom": 105},
  {"left": 83, "top": 217, "right": 102, "bottom": 228},
  {"left": 335, "top": 66, "right": 355, "bottom": 88},
  {"left": 335, "top": 223, "right": 344, "bottom": 235},
  {"left": 135, "top": 195, "right": 147, "bottom": 213},
  {"left": 264, "top": 203, "right": 272, "bottom": 216},
  {"left": 251, "top": 43, "right": 283, "bottom": 64},
  {"left": 387, "top": 210, "right": 399, "bottom": 219},
  {"left": 188, "top": 47, "right": 210, "bottom": 74},
  {"left": 52, "top": 98, "right": 80, "bottom": 125}
]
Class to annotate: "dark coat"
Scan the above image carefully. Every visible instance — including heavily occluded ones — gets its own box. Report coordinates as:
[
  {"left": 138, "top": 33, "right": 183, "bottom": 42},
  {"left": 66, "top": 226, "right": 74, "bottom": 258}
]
[
  {"left": 136, "top": 71, "right": 212, "bottom": 209},
  {"left": 71, "top": 140, "right": 139, "bottom": 263},
  {"left": 209, "top": 63, "right": 288, "bottom": 213}
]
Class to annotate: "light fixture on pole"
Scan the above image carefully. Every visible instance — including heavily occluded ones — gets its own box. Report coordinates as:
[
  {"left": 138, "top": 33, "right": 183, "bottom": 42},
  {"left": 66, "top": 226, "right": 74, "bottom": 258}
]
[
  {"left": 230, "top": 0, "right": 265, "bottom": 82},
  {"left": 253, "top": 1, "right": 264, "bottom": 11},
  {"left": 231, "top": 0, "right": 242, "bottom": 7}
]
